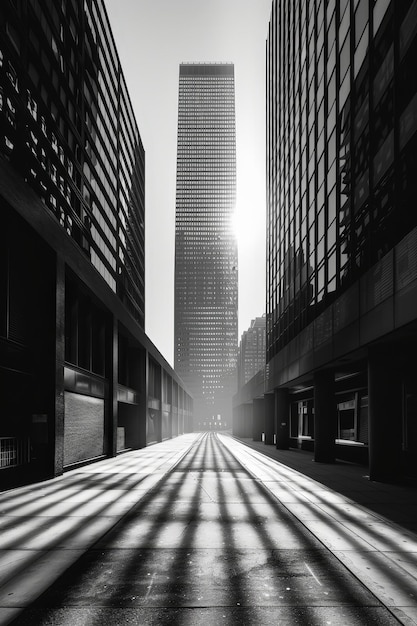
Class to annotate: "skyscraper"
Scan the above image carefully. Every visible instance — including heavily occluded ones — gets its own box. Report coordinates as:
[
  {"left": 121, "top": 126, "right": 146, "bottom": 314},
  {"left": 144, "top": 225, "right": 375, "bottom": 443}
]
[
  {"left": 0, "top": 0, "right": 192, "bottom": 488},
  {"left": 264, "top": 0, "right": 417, "bottom": 480},
  {"left": 234, "top": 0, "right": 417, "bottom": 483},
  {"left": 237, "top": 316, "right": 266, "bottom": 389},
  {"left": 175, "top": 63, "right": 238, "bottom": 430}
]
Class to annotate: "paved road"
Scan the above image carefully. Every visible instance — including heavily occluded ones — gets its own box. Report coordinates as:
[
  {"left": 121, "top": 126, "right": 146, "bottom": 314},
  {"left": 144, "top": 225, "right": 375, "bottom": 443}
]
[{"left": 7, "top": 431, "right": 403, "bottom": 625}]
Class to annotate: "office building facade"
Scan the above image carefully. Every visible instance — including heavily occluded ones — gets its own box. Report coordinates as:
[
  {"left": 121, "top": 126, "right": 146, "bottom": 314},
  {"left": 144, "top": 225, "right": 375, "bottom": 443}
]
[
  {"left": 234, "top": 0, "right": 417, "bottom": 481},
  {"left": 237, "top": 316, "right": 266, "bottom": 389},
  {"left": 175, "top": 63, "right": 238, "bottom": 429},
  {"left": 0, "top": 0, "right": 192, "bottom": 487}
]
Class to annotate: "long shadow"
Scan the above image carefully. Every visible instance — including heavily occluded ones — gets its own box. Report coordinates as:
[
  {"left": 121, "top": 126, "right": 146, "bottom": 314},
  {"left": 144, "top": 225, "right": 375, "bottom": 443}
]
[
  {"left": 215, "top": 433, "right": 401, "bottom": 622},
  {"left": 214, "top": 433, "right": 410, "bottom": 624},
  {"left": 227, "top": 436, "right": 417, "bottom": 556},
  {"left": 238, "top": 439, "right": 417, "bottom": 531},
  {"left": 9, "top": 431, "right": 402, "bottom": 625},
  {"left": 3, "top": 433, "right": 204, "bottom": 619},
  {"left": 1, "top": 434, "right": 199, "bottom": 520},
  {"left": 88, "top": 431, "right": 210, "bottom": 616},
  {"left": 213, "top": 434, "right": 264, "bottom": 622},
  {"left": 220, "top": 435, "right": 417, "bottom": 614},
  {"left": 0, "top": 471, "right": 155, "bottom": 535},
  {"left": 150, "top": 435, "right": 210, "bottom": 626},
  {"left": 196, "top": 431, "right": 247, "bottom": 607},
  {"left": 97, "top": 431, "right": 252, "bottom": 623},
  {"left": 8, "top": 433, "right": 208, "bottom": 623},
  {"left": 0, "top": 445, "right": 185, "bottom": 549},
  {"left": 0, "top": 450, "right": 173, "bottom": 512},
  {"left": 0, "top": 470, "right": 166, "bottom": 590}
]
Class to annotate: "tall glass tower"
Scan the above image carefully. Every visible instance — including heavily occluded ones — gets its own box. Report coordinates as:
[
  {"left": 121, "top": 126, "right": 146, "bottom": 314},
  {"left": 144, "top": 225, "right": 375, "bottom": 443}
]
[
  {"left": 261, "top": 0, "right": 417, "bottom": 479},
  {"left": 175, "top": 63, "right": 238, "bottom": 430}
]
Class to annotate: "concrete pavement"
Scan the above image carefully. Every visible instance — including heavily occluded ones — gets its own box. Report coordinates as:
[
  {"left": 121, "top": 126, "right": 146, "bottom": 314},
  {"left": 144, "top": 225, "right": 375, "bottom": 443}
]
[
  {"left": 0, "top": 434, "right": 200, "bottom": 625},
  {"left": 225, "top": 435, "right": 417, "bottom": 625},
  {"left": 0, "top": 432, "right": 416, "bottom": 625},
  {"left": 234, "top": 436, "right": 417, "bottom": 533}
]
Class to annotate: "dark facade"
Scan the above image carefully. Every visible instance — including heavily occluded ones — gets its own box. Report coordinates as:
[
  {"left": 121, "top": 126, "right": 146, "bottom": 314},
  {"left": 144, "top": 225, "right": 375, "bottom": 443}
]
[
  {"left": 174, "top": 63, "right": 238, "bottom": 430},
  {"left": 234, "top": 0, "right": 417, "bottom": 481},
  {"left": 0, "top": 0, "right": 192, "bottom": 488},
  {"left": 237, "top": 316, "right": 266, "bottom": 389}
]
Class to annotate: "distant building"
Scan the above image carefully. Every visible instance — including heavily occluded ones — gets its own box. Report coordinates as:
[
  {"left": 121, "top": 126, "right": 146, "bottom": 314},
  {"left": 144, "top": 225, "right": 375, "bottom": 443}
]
[
  {"left": 0, "top": 0, "right": 192, "bottom": 488},
  {"left": 234, "top": 0, "right": 417, "bottom": 482},
  {"left": 174, "top": 63, "right": 238, "bottom": 430},
  {"left": 238, "top": 316, "right": 266, "bottom": 389}
]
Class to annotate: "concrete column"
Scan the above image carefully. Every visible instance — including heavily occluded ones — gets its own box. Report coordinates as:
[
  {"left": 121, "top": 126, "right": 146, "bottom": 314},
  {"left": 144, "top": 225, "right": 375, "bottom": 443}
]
[
  {"left": 156, "top": 363, "right": 163, "bottom": 442},
  {"left": 368, "top": 346, "right": 402, "bottom": 482},
  {"left": 53, "top": 254, "right": 65, "bottom": 476},
  {"left": 109, "top": 316, "right": 118, "bottom": 457},
  {"left": 157, "top": 409, "right": 163, "bottom": 442},
  {"left": 232, "top": 404, "right": 240, "bottom": 436},
  {"left": 172, "top": 382, "right": 179, "bottom": 437},
  {"left": 136, "top": 348, "right": 147, "bottom": 448},
  {"left": 240, "top": 404, "right": 252, "bottom": 438},
  {"left": 121, "top": 346, "right": 143, "bottom": 450},
  {"left": 275, "top": 388, "right": 290, "bottom": 449},
  {"left": 178, "top": 388, "right": 184, "bottom": 434},
  {"left": 246, "top": 403, "right": 254, "bottom": 438},
  {"left": 141, "top": 349, "right": 149, "bottom": 446},
  {"left": 264, "top": 393, "right": 275, "bottom": 445},
  {"left": 313, "top": 369, "right": 336, "bottom": 463},
  {"left": 252, "top": 397, "right": 264, "bottom": 441},
  {"left": 169, "top": 378, "right": 174, "bottom": 439},
  {"left": 185, "top": 395, "right": 193, "bottom": 432}
]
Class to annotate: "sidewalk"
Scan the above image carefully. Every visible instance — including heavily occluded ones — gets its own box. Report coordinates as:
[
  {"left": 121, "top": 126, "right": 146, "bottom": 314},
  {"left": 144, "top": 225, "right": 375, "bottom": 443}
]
[
  {"left": 1, "top": 433, "right": 417, "bottom": 625},
  {"left": 0, "top": 434, "right": 201, "bottom": 626},
  {"left": 4, "top": 431, "right": 416, "bottom": 626},
  {"left": 234, "top": 437, "right": 417, "bottom": 534},
  {"left": 224, "top": 435, "right": 417, "bottom": 625}
]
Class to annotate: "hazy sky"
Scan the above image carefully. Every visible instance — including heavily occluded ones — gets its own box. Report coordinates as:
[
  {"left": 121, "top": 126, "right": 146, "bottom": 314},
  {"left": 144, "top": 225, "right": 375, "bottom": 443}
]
[{"left": 105, "top": 0, "right": 272, "bottom": 366}]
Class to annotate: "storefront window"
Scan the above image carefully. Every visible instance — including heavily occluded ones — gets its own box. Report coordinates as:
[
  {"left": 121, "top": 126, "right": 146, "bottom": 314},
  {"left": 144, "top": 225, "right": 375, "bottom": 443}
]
[{"left": 338, "top": 399, "right": 356, "bottom": 440}]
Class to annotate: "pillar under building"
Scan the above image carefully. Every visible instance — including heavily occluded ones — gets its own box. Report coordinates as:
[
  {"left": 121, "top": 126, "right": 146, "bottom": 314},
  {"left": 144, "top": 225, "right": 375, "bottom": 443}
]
[
  {"left": 264, "top": 393, "right": 275, "bottom": 445},
  {"left": 252, "top": 397, "right": 264, "bottom": 441},
  {"left": 368, "top": 346, "right": 402, "bottom": 482},
  {"left": 275, "top": 388, "right": 290, "bottom": 450},
  {"left": 313, "top": 370, "right": 336, "bottom": 463},
  {"left": 243, "top": 404, "right": 253, "bottom": 438}
]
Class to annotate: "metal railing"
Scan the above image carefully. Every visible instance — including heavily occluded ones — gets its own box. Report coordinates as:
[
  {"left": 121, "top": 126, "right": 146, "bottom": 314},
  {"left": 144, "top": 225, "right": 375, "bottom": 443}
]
[{"left": 0, "top": 437, "right": 30, "bottom": 469}]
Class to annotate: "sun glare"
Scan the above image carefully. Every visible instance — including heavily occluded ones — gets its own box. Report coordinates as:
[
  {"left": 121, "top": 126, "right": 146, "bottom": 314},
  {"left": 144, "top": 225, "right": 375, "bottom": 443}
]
[{"left": 232, "top": 209, "right": 252, "bottom": 246}]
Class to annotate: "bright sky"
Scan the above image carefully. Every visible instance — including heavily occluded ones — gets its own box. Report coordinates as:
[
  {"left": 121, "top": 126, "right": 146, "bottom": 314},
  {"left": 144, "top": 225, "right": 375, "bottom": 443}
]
[{"left": 104, "top": 0, "right": 272, "bottom": 366}]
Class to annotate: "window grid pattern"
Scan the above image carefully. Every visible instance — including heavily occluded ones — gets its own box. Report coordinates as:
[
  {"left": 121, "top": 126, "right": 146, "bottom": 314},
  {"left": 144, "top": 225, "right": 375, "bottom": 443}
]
[
  {"left": 266, "top": 0, "right": 417, "bottom": 361},
  {"left": 175, "top": 64, "right": 238, "bottom": 421},
  {"left": 0, "top": 0, "right": 145, "bottom": 328}
]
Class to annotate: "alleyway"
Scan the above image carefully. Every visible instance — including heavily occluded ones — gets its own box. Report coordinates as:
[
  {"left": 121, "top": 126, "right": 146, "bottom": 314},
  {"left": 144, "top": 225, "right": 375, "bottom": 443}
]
[{"left": 1, "top": 432, "right": 416, "bottom": 625}]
